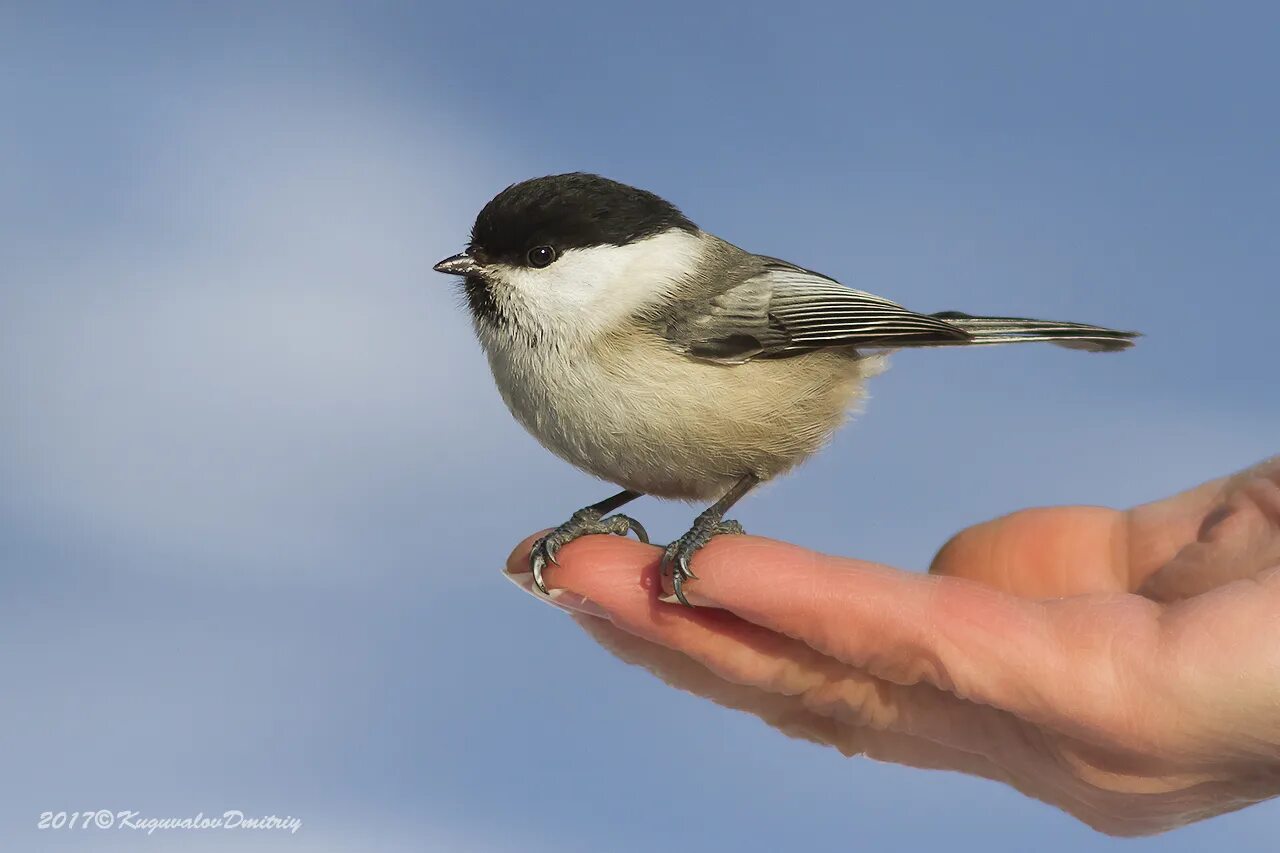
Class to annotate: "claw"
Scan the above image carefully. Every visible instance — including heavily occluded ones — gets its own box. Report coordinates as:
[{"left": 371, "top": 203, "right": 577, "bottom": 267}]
[
  {"left": 604, "top": 514, "right": 649, "bottom": 546},
  {"left": 678, "top": 553, "right": 695, "bottom": 581},
  {"left": 526, "top": 505, "right": 652, "bottom": 598},
  {"left": 659, "top": 516, "right": 746, "bottom": 605},
  {"left": 530, "top": 550, "right": 549, "bottom": 595},
  {"left": 672, "top": 573, "right": 691, "bottom": 606}
]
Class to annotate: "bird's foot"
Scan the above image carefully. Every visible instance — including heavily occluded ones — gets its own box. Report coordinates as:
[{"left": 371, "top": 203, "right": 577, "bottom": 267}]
[
  {"left": 529, "top": 507, "right": 649, "bottom": 594},
  {"left": 661, "top": 512, "right": 746, "bottom": 606}
]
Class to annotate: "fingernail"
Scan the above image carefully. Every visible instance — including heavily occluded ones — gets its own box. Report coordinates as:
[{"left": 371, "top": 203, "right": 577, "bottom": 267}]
[
  {"left": 657, "top": 591, "right": 720, "bottom": 609},
  {"left": 547, "top": 588, "right": 610, "bottom": 619},
  {"left": 502, "top": 570, "right": 610, "bottom": 619}
]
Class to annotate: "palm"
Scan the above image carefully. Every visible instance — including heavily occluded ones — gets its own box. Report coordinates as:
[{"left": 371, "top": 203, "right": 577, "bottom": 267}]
[{"left": 511, "top": 458, "right": 1280, "bottom": 835}]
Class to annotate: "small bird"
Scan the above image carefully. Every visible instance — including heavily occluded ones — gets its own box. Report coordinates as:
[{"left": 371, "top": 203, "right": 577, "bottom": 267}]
[{"left": 434, "top": 173, "right": 1138, "bottom": 604}]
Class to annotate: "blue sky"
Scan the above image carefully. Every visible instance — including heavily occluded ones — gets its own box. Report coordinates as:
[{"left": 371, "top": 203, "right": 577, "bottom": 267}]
[{"left": 2, "top": 2, "right": 1277, "bottom": 850}]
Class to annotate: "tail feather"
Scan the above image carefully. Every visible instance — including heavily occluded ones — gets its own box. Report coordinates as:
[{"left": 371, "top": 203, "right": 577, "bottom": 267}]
[{"left": 930, "top": 311, "right": 1140, "bottom": 353}]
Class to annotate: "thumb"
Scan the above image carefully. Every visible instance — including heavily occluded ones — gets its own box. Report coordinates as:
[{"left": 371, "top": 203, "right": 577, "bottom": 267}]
[
  {"left": 1137, "top": 462, "right": 1280, "bottom": 601},
  {"left": 929, "top": 506, "right": 1128, "bottom": 596}
]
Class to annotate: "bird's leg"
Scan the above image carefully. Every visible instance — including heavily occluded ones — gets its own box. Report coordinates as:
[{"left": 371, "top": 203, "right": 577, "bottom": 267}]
[
  {"left": 662, "top": 473, "right": 759, "bottom": 605},
  {"left": 529, "top": 489, "right": 648, "bottom": 594}
]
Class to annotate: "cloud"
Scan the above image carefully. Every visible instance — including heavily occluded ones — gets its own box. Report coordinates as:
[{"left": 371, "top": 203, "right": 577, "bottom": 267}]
[{"left": 0, "top": 78, "right": 522, "bottom": 582}]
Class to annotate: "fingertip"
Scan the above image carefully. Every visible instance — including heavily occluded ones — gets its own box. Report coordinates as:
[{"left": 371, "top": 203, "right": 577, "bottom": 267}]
[
  {"left": 550, "top": 534, "right": 661, "bottom": 584},
  {"left": 505, "top": 531, "right": 662, "bottom": 595},
  {"left": 506, "top": 531, "right": 549, "bottom": 576},
  {"left": 694, "top": 533, "right": 831, "bottom": 573},
  {"left": 929, "top": 506, "right": 1128, "bottom": 597},
  {"left": 653, "top": 534, "right": 823, "bottom": 601}
]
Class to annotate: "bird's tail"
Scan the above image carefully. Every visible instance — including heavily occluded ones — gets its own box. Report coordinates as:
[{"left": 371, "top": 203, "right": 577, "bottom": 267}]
[{"left": 929, "top": 311, "right": 1140, "bottom": 353}]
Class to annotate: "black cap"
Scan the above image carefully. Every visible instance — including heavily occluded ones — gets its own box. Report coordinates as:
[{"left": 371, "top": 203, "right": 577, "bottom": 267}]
[{"left": 469, "top": 173, "right": 697, "bottom": 266}]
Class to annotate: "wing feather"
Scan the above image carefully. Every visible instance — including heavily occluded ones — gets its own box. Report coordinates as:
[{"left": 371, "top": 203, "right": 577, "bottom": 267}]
[{"left": 663, "top": 258, "right": 968, "bottom": 362}]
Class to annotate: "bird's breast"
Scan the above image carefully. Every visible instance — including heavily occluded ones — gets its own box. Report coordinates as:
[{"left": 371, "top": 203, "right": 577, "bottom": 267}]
[{"left": 481, "top": 328, "right": 880, "bottom": 500}]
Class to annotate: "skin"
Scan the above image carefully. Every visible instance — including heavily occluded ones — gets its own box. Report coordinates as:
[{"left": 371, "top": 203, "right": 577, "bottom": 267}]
[{"left": 506, "top": 456, "right": 1280, "bottom": 836}]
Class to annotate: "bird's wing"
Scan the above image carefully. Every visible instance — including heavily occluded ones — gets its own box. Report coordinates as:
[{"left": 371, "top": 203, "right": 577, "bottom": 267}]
[{"left": 660, "top": 257, "right": 969, "bottom": 363}]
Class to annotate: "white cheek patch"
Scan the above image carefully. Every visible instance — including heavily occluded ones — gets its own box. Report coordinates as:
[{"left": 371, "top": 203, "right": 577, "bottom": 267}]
[{"left": 489, "top": 228, "right": 705, "bottom": 340}]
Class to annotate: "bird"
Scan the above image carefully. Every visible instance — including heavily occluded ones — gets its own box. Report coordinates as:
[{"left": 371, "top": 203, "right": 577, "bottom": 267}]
[{"left": 433, "top": 172, "right": 1138, "bottom": 604}]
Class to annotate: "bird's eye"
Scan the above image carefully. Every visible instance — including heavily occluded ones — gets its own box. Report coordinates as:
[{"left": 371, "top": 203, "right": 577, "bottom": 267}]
[{"left": 526, "top": 245, "right": 557, "bottom": 268}]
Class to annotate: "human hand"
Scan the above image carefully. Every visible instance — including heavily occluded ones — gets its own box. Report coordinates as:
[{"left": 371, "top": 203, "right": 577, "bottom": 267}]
[{"left": 506, "top": 457, "right": 1280, "bottom": 835}]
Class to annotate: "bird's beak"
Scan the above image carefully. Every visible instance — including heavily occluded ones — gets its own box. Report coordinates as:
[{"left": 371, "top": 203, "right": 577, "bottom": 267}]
[{"left": 433, "top": 252, "right": 482, "bottom": 277}]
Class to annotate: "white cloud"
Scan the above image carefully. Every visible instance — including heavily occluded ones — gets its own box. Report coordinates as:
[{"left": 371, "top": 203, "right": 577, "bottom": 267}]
[{"left": 0, "top": 79, "right": 522, "bottom": 582}]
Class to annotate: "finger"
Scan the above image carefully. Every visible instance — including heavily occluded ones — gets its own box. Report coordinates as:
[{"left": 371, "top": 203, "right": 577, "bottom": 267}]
[
  {"left": 511, "top": 534, "right": 930, "bottom": 732},
  {"left": 508, "top": 535, "right": 1280, "bottom": 832},
  {"left": 573, "top": 611, "right": 1018, "bottom": 779},
  {"left": 574, "top": 611, "right": 865, "bottom": 756},
  {"left": 507, "top": 534, "right": 1040, "bottom": 757},
  {"left": 927, "top": 457, "right": 1280, "bottom": 598},
  {"left": 666, "top": 535, "right": 1182, "bottom": 754},
  {"left": 1139, "top": 465, "right": 1280, "bottom": 601},
  {"left": 929, "top": 506, "right": 1130, "bottom": 596},
  {"left": 575, "top": 614, "right": 1270, "bottom": 839},
  {"left": 1126, "top": 456, "right": 1279, "bottom": 590}
]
